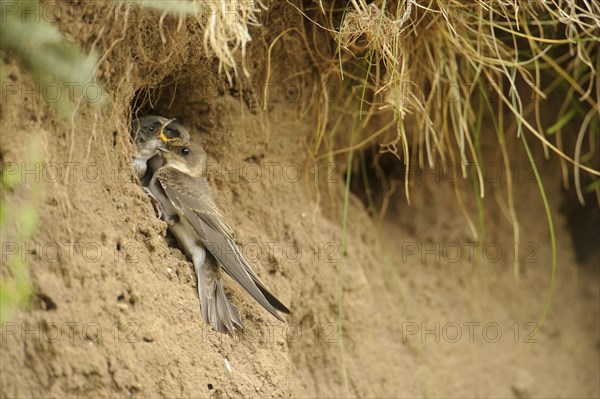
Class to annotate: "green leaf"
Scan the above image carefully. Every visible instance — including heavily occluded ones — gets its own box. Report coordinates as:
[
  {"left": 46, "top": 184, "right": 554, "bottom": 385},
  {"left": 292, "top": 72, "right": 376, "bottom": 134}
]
[{"left": 546, "top": 109, "right": 577, "bottom": 135}]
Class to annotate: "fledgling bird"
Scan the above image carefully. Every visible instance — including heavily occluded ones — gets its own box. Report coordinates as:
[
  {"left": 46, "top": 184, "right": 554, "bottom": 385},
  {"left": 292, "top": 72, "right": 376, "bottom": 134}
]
[
  {"left": 131, "top": 115, "right": 190, "bottom": 185},
  {"left": 148, "top": 138, "right": 290, "bottom": 334}
]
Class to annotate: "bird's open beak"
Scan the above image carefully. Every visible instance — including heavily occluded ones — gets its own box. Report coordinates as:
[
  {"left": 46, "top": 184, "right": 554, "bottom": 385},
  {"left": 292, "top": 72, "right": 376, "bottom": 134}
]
[
  {"left": 156, "top": 141, "right": 173, "bottom": 153},
  {"left": 158, "top": 118, "right": 177, "bottom": 142}
]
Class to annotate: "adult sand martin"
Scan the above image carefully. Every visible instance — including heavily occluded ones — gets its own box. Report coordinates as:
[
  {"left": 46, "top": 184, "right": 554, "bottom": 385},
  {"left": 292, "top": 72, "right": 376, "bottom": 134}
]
[
  {"left": 131, "top": 115, "right": 190, "bottom": 185},
  {"left": 149, "top": 138, "right": 289, "bottom": 333}
]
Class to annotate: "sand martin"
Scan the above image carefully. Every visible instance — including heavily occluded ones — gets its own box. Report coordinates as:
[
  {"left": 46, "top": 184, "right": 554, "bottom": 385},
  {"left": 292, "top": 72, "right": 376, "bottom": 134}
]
[
  {"left": 131, "top": 115, "right": 190, "bottom": 185},
  {"left": 148, "top": 138, "right": 289, "bottom": 333}
]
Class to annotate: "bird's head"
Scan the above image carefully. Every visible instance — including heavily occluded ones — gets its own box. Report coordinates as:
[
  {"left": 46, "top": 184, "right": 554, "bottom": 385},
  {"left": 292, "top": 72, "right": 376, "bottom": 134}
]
[
  {"left": 157, "top": 138, "right": 207, "bottom": 175},
  {"left": 132, "top": 115, "right": 190, "bottom": 145}
]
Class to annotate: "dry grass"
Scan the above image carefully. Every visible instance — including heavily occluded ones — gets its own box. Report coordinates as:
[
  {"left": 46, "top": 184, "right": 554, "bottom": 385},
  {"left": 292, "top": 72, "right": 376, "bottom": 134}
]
[
  {"left": 339, "top": 0, "right": 600, "bottom": 179},
  {"left": 271, "top": 1, "right": 600, "bottom": 272},
  {"left": 299, "top": 0, "right": 599, "bottom": 206}
]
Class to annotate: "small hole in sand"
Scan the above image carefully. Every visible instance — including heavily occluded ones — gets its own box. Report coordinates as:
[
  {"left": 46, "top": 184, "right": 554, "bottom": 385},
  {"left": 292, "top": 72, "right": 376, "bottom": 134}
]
[{"left": 37, "top": 294, "right": 57, "bottom": 311}]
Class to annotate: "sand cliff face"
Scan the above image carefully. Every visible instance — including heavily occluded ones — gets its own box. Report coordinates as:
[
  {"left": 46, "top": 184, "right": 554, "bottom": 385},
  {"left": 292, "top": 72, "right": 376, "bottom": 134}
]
[{"left": 1, "top": 2, "right": 598, "bottom": 398}]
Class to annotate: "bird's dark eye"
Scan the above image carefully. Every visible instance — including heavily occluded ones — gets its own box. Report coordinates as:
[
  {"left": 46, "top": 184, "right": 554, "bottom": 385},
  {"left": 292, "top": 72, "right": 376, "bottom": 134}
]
[
  {"left": 149, "top": 123, "right": 159, "bottom": 132},
  {"left": 181, "top": 147, "right": 190, "bottom": 156}
]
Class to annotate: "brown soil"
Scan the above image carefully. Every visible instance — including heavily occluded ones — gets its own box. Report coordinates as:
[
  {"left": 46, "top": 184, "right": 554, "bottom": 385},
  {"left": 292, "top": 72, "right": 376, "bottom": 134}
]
[{"left": 1, "top": 2, "right": 598, "bottom": 398}]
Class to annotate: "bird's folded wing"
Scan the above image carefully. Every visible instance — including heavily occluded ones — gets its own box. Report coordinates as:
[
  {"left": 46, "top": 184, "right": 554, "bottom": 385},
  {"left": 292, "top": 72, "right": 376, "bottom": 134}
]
[
  {"left": 237, "top": 262, "right": 290, "bottom": 314},
  {"left": 155, "top": 167, "right": 288, "bottom": 320}
]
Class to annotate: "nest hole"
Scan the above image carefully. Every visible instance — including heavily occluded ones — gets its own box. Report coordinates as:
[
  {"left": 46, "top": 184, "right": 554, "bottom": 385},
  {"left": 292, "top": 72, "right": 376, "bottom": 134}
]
[{"left": 349, "top": 148, "right": 409, "bottom": 218}]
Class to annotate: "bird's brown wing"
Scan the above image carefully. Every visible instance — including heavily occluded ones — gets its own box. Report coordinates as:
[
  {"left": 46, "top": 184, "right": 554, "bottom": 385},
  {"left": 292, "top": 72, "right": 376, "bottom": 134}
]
[{"left": 155, "top": 167, "right": 289, "bottom": 320}]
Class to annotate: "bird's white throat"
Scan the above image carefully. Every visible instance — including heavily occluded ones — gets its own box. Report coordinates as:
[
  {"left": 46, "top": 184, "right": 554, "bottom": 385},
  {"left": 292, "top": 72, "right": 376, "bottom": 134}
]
[{"left": 165, "top": 158, "right": 192, "bottom": 174}]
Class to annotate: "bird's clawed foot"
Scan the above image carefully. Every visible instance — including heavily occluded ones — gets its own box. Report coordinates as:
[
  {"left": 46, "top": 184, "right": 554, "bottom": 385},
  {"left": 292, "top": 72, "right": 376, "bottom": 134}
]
[{"left": 142, "top": 187, "right": 176, "bottom": 226}]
